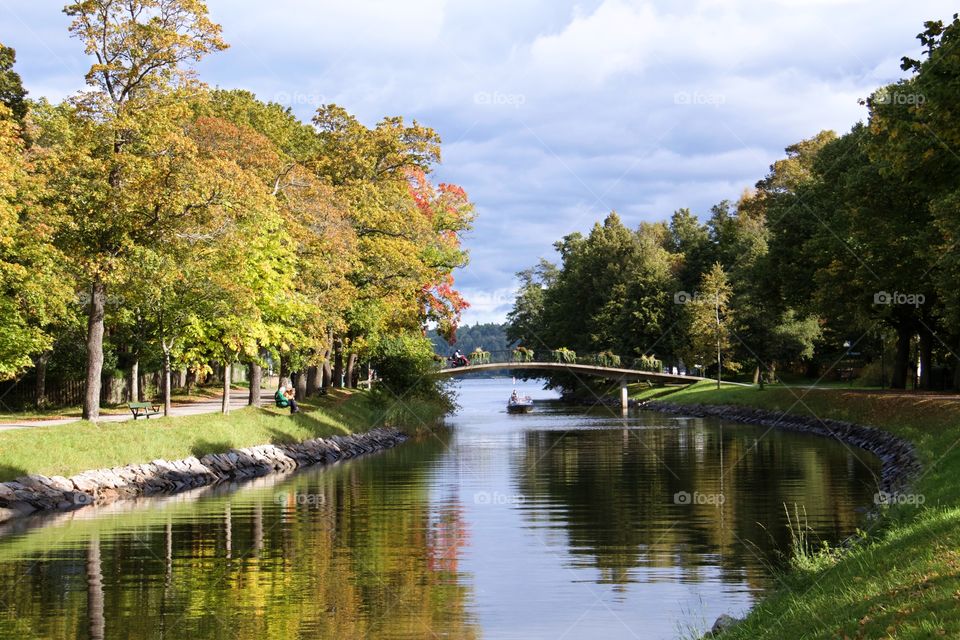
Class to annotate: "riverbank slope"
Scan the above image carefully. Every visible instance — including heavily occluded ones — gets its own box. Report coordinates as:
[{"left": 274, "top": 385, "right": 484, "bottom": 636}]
[
  {"left": 632, "top": 381, "right": 960, "bottom": 639},
  {"left": 0, "top": 389, "right": 447, "bottom": 482},
  {"left": 0, "top": 389, "right": 449, "bottom": 523}
]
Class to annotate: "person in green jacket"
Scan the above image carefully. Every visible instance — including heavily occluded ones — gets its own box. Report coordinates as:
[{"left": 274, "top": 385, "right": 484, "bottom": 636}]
[{"left": 274, "top": 380, "right": 300, "bottom": 414}]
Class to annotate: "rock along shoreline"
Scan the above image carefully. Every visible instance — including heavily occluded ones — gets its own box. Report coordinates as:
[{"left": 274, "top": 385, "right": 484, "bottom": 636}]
[
  {"left": 0, "top": 427, "right": 408, "bottom": 524},
  {"left": 639, "top": 401, "right": 921, "bottom": 495}
]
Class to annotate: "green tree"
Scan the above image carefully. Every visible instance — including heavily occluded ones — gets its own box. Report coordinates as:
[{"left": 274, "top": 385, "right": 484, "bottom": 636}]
[
  {"left": 869, "top": 15, "right": 960, "bottom": 388},
  {"left": 505, "top": 259, "right": 557, "bottom": 346},
  {"left": 803, "top": 126, "right": 934, "bottom": 388},
  {"left": 0, "top": 43, "right": 26, "bottom": 127}
]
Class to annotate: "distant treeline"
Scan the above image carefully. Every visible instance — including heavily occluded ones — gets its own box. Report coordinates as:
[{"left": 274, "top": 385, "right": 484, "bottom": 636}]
[
  {"left": 429, "top": 323, "right": 515, "bottom": 357},
  {"left": 507, "top": 16, "right": 960, "bottom": 391}
]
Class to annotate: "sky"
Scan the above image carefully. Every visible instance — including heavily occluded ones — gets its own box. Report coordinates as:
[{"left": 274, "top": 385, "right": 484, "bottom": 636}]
[{"left": 1, "top": 0, "right": 955, "bottom": 324}]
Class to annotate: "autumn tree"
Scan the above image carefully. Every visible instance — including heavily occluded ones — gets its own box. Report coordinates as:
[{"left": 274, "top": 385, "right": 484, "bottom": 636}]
[
  {"left": 58, "top": 0, "right": 227, "bottom": 419},
  {"left": 310, "top": 105, "right": 473, "bottom": 392},
  {"left": 198, "top": 91, "right": 357, "bottom": 396},
  {"left": 0, "top": 104, "right": 71, "bottom": 381},
  {"left": 682, "top": 263, "right": 739, "bottom": 386}
]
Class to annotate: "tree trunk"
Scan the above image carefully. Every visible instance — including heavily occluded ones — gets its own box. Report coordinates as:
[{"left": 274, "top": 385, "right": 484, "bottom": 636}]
[
  {"left": 222, "top": 361, "right": 231, "bottom": 414},
  {"left": 752, "top": 364, "right": 760, "bottom": 385},
  {"left": 87, "top": 534, "right": 105, "bottom": 640},
  {"left": 322, "top": 327, "right": 333, "bottom": 391},
  {"left": 890, "top": 323, "right": 912, "bottom": 390},
  {"left": 295, "top": 371, "right": 307, "bottom": 401},
  {"left": 129, "top": 358, "right": 139, "bottom": 404},
  {"left": 306, "top": 366, "right": 320, "bottom": 397},
  {"left": 253, "top": 502, "right": 263, "bottom": 556},
  {"left": 162, "top": 346, "right": 172, "bottom": 416},
  {"left": 248, "top": 361, "right": 262, "bottom": 407},
  {"left": 83, "top": 279, "right": 106, "bottom": 421},
  {"left": 278, "top": 355, "right": 290, "bottom": 382},
  {"left": 345, "top": 353, "right": 358, "bottom": 389},
  {"left": 332, "top": 337, "right": 344, "bottom": 389},
  {"left": 918, "top": 327, "right": 933, "bottom": 390},
  {"left": 322, "top": 349, "right": 332, "bottom": 391},
  {"left": 34, "top": 352, "right": 50, "bottom": 409}
]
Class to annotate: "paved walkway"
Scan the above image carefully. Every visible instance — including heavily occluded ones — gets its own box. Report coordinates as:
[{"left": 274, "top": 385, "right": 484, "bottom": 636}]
[{"left": 0, "top": 388, "right": 276, "bottom": 431}]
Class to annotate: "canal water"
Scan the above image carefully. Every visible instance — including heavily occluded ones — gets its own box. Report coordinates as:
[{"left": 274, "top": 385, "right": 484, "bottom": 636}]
[{"left": 0, "top": 379, "right": 880, "bottom": 639}]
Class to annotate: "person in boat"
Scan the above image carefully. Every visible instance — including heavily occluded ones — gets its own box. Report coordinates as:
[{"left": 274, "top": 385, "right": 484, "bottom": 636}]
[{"left": 510, "top": 390, "right": 519, "bottom": 402}]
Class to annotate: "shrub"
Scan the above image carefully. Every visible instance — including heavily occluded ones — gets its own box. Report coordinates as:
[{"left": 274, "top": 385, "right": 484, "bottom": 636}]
[{"left": 370, "top": 333, "right": 437, "bottom": 397}]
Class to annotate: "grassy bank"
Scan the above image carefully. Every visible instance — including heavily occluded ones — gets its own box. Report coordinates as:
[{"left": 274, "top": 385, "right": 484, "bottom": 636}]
[
  {"left": 631, "top": 381, "right": 960, "bottom": 639},
  {"left": 0, "top": 389, "right": 446, "bottom": 483}
]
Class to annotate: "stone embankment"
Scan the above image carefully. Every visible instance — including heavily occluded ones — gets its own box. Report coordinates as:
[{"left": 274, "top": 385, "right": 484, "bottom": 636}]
[
  {"left": 0, "top": 428, "right": 407, "bottom": 524},
  {"left": 641, "top": 401, "right": 920, "bottom": 494}
]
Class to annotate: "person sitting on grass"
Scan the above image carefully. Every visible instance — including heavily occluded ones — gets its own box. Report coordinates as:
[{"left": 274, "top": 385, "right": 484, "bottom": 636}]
[{"left": 274, "top": 379, "right": 300, "bottom": 414}]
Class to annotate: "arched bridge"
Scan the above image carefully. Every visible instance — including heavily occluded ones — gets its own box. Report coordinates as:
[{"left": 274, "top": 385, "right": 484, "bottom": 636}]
[
  {"left": 434, "top": 350, "right": 705, "bottom": 408},
  {"left": 435, "top": 361, "right": 700, "bottom": 384}
]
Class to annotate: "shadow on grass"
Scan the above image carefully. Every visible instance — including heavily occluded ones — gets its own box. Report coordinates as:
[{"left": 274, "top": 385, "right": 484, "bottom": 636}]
[
  {"left": 265, "top": 410, "right": 356, "bottom": 447},
  {"left": 190, "top": 440, "right": 237, "bottom": 458},
  {"left": 0, "top": 463, "right": 29, "bottom": 483}
]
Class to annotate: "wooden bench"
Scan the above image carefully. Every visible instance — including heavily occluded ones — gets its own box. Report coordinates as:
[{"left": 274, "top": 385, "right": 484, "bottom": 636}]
[{"left": 128, "top": 401, "right": 162, "bottom": 420}]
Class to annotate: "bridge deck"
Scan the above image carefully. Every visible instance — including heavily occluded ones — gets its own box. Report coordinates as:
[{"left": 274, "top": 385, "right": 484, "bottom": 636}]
[{"left": 435, "top": 361, "right": 704, "bottom": 384}]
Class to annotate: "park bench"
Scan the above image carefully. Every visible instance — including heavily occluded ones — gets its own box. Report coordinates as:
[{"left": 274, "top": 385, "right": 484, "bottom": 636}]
[{"left": 128, "top": 401, "right": 162, "bottom": 420}]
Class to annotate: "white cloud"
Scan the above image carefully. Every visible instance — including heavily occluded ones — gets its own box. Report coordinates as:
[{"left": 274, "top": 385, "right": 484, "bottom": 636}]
[
  {"left": 529, "top": 1, "right": 659, "bottom": 85},
  {"left": 2, "top": 0, "right": 956, "bottom": 326}
]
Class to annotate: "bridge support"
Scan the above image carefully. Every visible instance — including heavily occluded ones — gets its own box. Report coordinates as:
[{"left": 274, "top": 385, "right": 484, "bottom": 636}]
[{"left": 620, "top": 380, "right": 629, "bottom": 411}]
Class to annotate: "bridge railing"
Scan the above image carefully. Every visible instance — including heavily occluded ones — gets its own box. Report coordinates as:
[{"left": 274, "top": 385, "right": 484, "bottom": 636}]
[{"left": 436, "top": 348, "right": 666, "bottom": 374}]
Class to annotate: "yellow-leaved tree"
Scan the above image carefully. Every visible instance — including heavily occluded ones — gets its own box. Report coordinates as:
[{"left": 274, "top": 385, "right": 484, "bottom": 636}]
[{"left": 53, "top": 0, "right": 227, "bottom": 419}]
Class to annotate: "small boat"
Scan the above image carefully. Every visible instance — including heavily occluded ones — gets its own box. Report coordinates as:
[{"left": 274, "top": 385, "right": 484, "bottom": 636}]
[{"left": 507, "top": 392, "right": 534, "bottom": 414}]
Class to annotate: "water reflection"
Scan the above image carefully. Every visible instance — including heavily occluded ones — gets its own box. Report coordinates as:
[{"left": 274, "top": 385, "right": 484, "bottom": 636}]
[
  {"left": 514, "top": 419, "right": 879, "bottom": 593},
  {"left": 0, "top": 432, "right": 479, "bottom": 639},
  {"left": 0, "top": 379, "right": 879, "bottom": 639}
]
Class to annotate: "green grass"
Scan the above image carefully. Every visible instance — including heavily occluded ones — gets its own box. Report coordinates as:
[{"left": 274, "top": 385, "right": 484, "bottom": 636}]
[
  {"left": 0, "top": 389, "right": 443, "bottom": 482},
  {"left": 634, "top": 380, "right": 960, "bottom": 639}
]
